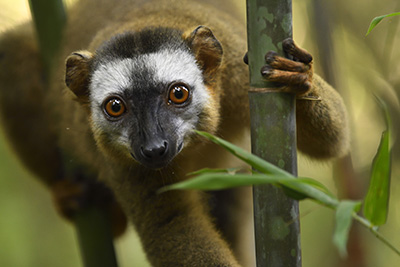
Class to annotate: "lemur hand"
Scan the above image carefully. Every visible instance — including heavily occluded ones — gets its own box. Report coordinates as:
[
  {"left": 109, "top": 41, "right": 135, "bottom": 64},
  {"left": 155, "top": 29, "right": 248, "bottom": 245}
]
[
  {"left": 261, "top": 38, "right": 313, "bottom": 96},
  {"left": 243, "top": 38, "right": 314, "bottom": 96}
]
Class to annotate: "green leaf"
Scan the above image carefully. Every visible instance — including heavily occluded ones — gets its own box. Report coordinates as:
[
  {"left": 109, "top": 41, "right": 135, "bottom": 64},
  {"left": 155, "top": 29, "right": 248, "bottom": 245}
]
[
  {"left": 363, "top": 130, "right": 391, "bottom": 225},
  {"left": 366, "top": 12, "right": 400, "bottom": 36},
  {"left": 279, "top": 179, "right": 339, "bottom": 208},
  {"left": 363, "top": 97, "right": 392, "bottom": 226},
  {"left": 162, "top": 131, "right": 339, "bottom": 207},
  {"left": 195, "top": 131, "right": 292, "bottom": 177},
  {"left": 158, "top": 173, "right": 292, "bottom": 193},
  {"left": 159, "top": 170, "right": 340, "bottom": 208},
  {"left": 187, "top": 167, "right": 241, "bottom": 176},
  {"left": 280, "top": 186, "right": 309, "bottom": 201},
  {"left": 294, "top": 177, "right": 336, "bottom": 198},
  {"left": 333, "top": 201, "right": 362, "bottom": 258}
]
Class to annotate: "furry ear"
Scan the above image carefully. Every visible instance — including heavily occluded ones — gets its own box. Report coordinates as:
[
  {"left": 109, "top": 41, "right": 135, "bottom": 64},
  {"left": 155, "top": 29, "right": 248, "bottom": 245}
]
[
  {"left": 65, "top": 50, "right": 93, "bottom": 103},
  {"left": 184, "top": 26, "right": 223, "bottom": 81}
]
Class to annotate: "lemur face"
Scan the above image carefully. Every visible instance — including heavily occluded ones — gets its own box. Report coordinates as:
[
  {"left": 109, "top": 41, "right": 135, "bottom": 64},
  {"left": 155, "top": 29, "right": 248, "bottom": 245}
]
[
  {"left": 65, "top": 27, "right": 223, "bottom": 169},
  {"left": 88, "top": 29, "right": 212, "bottom": 169}
]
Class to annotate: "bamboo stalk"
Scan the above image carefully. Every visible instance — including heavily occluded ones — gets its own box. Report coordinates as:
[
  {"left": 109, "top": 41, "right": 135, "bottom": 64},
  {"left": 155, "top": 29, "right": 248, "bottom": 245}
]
[
  {"left": 28, "top": 1, "right": 118, "bottom": 266},
  {"left": 75, "top": 207, "right": 118, "bottom": 267},
  {"left": 28, "top": 0, "right": 66, "bottom": 76},
  {"left": 246, "top": 0, "right": 301, "bottom": 266}
]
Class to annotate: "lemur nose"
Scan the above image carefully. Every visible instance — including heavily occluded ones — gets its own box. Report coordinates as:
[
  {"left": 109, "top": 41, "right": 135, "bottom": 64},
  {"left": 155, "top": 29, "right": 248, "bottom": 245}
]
[{"left": 141, "top": 141, "right": 168, "bottom": 160}]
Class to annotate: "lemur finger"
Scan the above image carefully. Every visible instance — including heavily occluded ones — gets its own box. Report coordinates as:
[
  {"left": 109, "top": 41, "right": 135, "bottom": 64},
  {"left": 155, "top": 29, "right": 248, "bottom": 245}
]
[
  {"left": 261, "top": 67, "right": 311, "bottom": 95},
  {"left": 282, "top": 38, "right": 313, "bottom": 64},
  {"left": 261, "top": 66, "right": 311, "bottom": 88},
  {"left": 265, "top": 51, "right": 310, "bottom": 73}
]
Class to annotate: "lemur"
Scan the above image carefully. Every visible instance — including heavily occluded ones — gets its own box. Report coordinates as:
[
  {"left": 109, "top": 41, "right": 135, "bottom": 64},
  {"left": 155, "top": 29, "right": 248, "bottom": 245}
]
[{"left": 0, "top": 0, "right": 349, "bottom": 266}]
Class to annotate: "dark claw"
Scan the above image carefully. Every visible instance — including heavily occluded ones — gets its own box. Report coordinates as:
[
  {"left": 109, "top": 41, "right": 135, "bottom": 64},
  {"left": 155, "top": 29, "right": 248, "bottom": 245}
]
[
  {"left": 282, "top": 38, "right": 313, "bottom": 64},
  {"left": 260, "top": 65, "right": 273, "bottom": 77},
  {"left": 304, "top": 54, "right": 313, "bottom": 64},
  {"left": 282, "top": 38, "right": 295, "bottom": 52},
  {"left": 265, "top": 51, "right": 278, "bottom": 64},
  {"left": 243, "top": 52, "right": 248, "bottom": 65}
]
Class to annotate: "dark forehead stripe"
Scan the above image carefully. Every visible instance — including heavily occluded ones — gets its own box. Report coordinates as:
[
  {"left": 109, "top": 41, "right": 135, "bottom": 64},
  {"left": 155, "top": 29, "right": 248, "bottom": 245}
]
[{"left": 92, "top": 27, "right": 189, "bottom": 67}]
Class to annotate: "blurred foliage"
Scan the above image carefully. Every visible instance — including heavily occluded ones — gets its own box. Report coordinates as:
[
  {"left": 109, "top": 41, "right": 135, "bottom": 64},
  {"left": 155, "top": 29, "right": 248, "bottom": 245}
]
[{"left": 0, "top": 0, "right": 400, "bottom": 267}]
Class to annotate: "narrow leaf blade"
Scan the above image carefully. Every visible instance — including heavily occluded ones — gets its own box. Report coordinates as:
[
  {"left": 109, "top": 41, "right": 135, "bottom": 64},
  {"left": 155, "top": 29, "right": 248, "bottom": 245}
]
[
  {"left": 294, "top": 177, "right": 336, "bottom": 198},
  {"left": 363, "top": 96, "right": 392, "bottom": 226},
  {"left": 187, "top": 167, "right": 241, "bottom": 176},
  {"left": 363, "top": 130, "right": 391, "bottom": 225},
  {"left": 366, "top": 12, "right": 400, "bottom": 36},
  {"left": 158, "top": 173, "right": 292, "bottom": 193},
  {"left": 333, "top": 201, "right": 362, "bottom": 258},
  {"left": 195, "top": 131, "right": 292, "bottom": 177},
  {"left": 160, "top": 171, "right": 339, "bottom": 208},
  {"left": 279, "top": 179, "right": 339, "bottom": 208}
]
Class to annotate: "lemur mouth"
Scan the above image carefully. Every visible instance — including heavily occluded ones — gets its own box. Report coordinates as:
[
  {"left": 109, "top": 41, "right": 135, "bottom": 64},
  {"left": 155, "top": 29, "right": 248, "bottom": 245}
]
[{"left": 133, "top": 156, "right": 173, "bottom": 169}]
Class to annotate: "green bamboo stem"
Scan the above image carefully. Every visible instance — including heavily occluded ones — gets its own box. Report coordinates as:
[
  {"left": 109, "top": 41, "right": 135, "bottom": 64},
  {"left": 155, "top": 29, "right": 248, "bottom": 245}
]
[
  {"left": 75, "top": 207, "right": 118, "bottom": 267},
  {"left": 28, "top": 1, "right": 118, "bottom": 266},
  {"left": 246, "top": 0, "right": 301, "bottom": 266},
  {"left": 28, "top": 0, "right": 66, "bottom": 77}
]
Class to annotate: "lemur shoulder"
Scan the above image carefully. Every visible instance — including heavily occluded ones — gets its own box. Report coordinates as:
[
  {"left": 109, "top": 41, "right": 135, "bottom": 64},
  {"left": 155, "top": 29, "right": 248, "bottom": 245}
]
[{"left": 0, "top": 0, "right": 349, "bottom": 266}]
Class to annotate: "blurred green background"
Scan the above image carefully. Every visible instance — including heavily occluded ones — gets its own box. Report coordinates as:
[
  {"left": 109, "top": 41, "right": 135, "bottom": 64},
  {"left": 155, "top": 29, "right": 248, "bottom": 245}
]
[{"left": 0, "top": 0, "right": 399, "bottom": 266}]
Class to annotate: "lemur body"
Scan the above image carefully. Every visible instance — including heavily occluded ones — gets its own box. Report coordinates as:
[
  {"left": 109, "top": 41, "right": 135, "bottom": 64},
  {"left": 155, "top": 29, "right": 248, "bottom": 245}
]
[{"left": 0, "top": 0, "right": 349, "bottom": 266}]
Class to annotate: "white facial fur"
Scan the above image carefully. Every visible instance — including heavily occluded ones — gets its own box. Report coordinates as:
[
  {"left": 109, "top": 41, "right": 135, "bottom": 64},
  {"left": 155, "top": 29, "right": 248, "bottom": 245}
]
[
  {"left": 89, "top": 48, "right": 210, "bottom": 156},
  {"left": 90, "top": 48, "right": 208, "bottom": 109}
]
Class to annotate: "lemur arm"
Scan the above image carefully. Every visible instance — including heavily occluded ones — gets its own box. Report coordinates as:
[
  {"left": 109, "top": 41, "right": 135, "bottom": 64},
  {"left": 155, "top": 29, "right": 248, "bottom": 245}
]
[
  {"left": 261, "top": 39, "right": 350, "bottom": 159},
  {"left": 296, "top": 75, "right": 349, "bottom": 158}
]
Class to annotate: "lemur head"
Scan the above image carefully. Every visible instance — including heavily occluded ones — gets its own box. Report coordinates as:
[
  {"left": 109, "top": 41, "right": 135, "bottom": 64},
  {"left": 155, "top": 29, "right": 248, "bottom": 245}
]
[{"left": 65, "top": 26, "right": 223, "bottom": 169}]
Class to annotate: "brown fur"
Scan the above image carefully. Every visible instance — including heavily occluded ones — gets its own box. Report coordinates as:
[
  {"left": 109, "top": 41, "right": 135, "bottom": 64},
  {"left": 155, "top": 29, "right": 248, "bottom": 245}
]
[
  {"left": 0, "top": 0, "right": 349, "bottom": 266},
  {"left": 184, "top": 26, "right": 224, "bottom": 81},
  {"left": 65, "top": 50, "right": 93, "bottom": 104}
]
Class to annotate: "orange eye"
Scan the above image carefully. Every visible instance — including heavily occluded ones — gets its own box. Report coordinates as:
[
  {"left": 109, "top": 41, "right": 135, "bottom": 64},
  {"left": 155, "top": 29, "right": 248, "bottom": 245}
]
[
  {"left": 104, "top": 97, "right": 126, "bottom": 118},
  {"left": 168, "top": 83, "right": 190, "bottom": 105}
]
